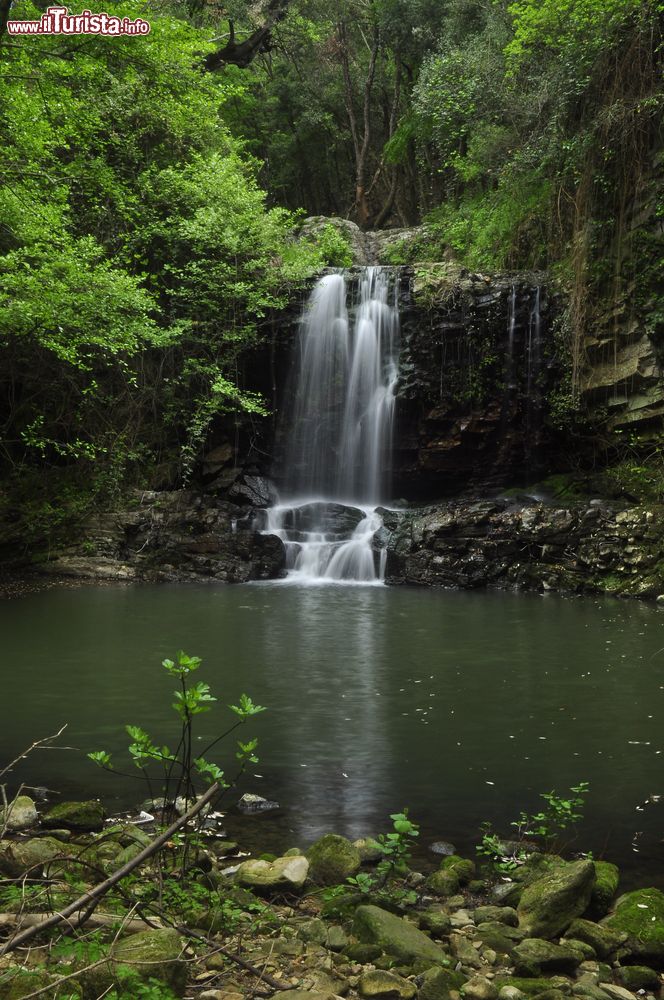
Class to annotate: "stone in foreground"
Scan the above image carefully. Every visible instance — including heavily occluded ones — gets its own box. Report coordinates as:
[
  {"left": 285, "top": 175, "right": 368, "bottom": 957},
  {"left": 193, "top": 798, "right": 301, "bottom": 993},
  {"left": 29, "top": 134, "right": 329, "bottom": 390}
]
[
  {"left": 602, "top": 888, "right": 664, "bottom": 968},
  {"left": 353, "top": 904, "right": 449, "bottom": 965},
  {"left": 236, "top": 854, "right": 309, "bottom": 891},
  {"left": 359, "top": 969, "right": 418, "bottom": 999},
  {"left": 517, "top": 860, "right": 596, "bottom": 939}
]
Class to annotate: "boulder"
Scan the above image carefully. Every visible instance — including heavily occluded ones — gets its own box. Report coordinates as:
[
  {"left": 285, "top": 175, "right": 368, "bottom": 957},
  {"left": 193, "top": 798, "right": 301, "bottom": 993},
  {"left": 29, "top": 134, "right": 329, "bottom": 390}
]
[
  {"left": 474, "top": 906, "right": 519, "bottom": 927},
  {"left": 41, "top": 800, "right": 105, "bottom": 832},
  {"left": 602, "top": 888, "right": 664, "bottom": 968},
  {"left": 359, "top": 970, "right": 417, "bottom": 999},
  {"left": 441, "top": 855, "right": 475, "bottom": 885},
  {"left": 419, "top": 908, "right": 453, "bottom": 937},
  {"left": 419, "top": 967, "right": 467, "bottom": 1000},
  {"left": 0, "top": 836, "right": 65, "bottom": 877},
  {"left": 0, "top": 967, "right": 81, "bottom": 999},
  {"left": 353, "top": 904, "right": 450, "bottom": 965},
  {"left": 83, "top": 928, "right": 187, "bottom": 997},
  {"left": 427, "top": 870, "right": 460, "bottom": 897},
  {"left": 615, "top": 965, "right": 661, "bottom": 991},
  {"left": 493, "top": 978, "right": 572, "bottom": 997},
  {"left": 461, "top": 977, "right": 499, "bottom": 1000},
  {"left": 354, "top": 837, "right": 384, "bottom": 863},
  {"left": 0, "top": 795, "right": 38, "bottom": 832},
  {"left": 236, "top": 855, "right": 309, "bottom": 891},
  {"left": 563, "top": 919, "right": 627, "bottom": 959},
  {"left": 307, "top": 834, "right": 361, "bottom": 886},
  {"left": 512, "top": 938, "right": 584, "bottom": 976},
  {"left": 517, "top": 860, "right": 596, "bottom": 939}
]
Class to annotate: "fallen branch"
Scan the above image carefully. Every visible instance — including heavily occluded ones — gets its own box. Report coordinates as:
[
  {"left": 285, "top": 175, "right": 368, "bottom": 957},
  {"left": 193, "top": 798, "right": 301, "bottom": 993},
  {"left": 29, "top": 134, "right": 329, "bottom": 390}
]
[
  {"left": 0, "top": 910, "right": 156, "bottom": 935},
  {"left": 0, "top": 781, "right": 220, "bottom": 957}
]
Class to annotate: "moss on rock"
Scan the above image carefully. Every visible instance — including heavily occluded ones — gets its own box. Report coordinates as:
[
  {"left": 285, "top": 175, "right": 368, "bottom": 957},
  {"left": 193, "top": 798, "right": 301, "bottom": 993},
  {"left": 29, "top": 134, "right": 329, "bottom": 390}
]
[
  {"left": 441, "top": 855, "right": 475, "bottom": 885},
  {"left": 517, "top": 861, "right": 596, "bottom": 939},
  {"left": 353, "top": 904, "right": 449, "bottom": 966},
  {"left": 42, "top": 800, "right": 105, "bottom": 832},
  {"left": 307, "top": 834, "right": 361, "bottom": 886}
]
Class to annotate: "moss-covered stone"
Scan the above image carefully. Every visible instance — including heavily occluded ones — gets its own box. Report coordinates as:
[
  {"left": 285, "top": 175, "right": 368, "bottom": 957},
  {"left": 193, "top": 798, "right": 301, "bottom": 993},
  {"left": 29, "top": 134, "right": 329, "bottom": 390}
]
[
  {"left": 419, "top": 967, "right": 467, "bottom": 1000},
  {"left": 236, "top": 855, "right": 309, "bottom": 891},
  {"left": 353, "top": 904, "right": 449, "bottom": 966},
  {"left": 587, "top": 862, "right": 619, "bottom": 919},
  {"left": 441, "top": 855, "right": 475, "bottom": 885},
  {"left": 475, "top": 906, "right": 519, "bottom": 927},
  {"left": 493, "top": 978, "right": 572, "bottom": 997},
  {"left": 83, "top": 928, "right": 187, "bottom": 998},
  {"left": 517, "top": 861, "right": 596, "bottom": 939},
  {"left": 603, "top": 888, "right": 664, "bottom": 967},
  {"left": 427, "top": 870, "right": 460, "bottom": 897},
  {"left": 359, "top": 970, "right": 417, "bottom": 999},
  {"left": 512, "top": 938, "right": 584, "bottom": 976},
  {"left": 344, "top": 942, "right": 384, "bottom": 962},
  {"left": 0, "top": 796, "right": 38, "bottom": 833},
  {"left": 419, "top": 907, "right": 452, "bottom": 937},
  {"left": 42, "top": 800, "right": 105, "bottom": 832},
  {"left": 0, "top": 968, "right": 82, "bottom": 999},
  {"left": 0, "top": 836, "right": 65, "bottom": 877},
  {"left": 615, "top": 965, "right": 661, "bottom": 991},
  {"left": 563, "top": 918, "right": 627, "bottom": 959},
  {"left": 307, "top": 834, "right": 361, "bottom": 886}
]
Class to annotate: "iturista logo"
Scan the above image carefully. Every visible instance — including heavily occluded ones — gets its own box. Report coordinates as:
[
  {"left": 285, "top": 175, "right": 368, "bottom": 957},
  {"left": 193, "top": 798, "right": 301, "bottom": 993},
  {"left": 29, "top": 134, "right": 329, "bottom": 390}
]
[{"left": 6, "top": 6, "right": 151, "bottom": 35}]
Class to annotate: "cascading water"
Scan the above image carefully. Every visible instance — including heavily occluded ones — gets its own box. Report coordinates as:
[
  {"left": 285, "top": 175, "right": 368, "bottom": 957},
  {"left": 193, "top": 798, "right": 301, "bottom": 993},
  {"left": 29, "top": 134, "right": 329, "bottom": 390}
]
[{"left": 261, "top": 267, "right": 399, "bottom": 584}]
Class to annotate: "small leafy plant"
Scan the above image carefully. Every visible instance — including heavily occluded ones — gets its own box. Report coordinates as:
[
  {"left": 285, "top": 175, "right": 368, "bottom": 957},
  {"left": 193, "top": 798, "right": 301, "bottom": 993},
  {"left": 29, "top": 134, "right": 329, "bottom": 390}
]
[
  {"left": 477, "top": 782, "right": 590, "bottom": 873},
  {"left": 325, "top": 810, "right": 420, "bottom": 913},
  {"left": 89, "top": 650, "right": 265, "bottom": 820}
]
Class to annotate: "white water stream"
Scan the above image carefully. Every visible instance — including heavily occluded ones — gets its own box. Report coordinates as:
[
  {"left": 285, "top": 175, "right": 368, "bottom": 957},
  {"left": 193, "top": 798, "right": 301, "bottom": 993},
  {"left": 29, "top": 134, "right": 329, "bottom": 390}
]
[{"left": 261, "top": 268, "right": 399, "bottom": 583}]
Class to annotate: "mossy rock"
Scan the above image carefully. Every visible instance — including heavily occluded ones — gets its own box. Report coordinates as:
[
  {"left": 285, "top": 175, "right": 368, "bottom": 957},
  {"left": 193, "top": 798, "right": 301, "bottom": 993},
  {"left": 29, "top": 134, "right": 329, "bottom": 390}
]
[
  {"left": 586, "top": 862, "right": 619, "bottom": 919},
  {"left": 353, "top": 904, "right": 450, "bottom": 966},
  {"left": 493, "top": 978, "right": 572, "bottom": 997},
  {"left": 427, "top": 869, "right": 460, "bottom": 897},
  {"left": 563, "top": 918, "right": 627, "bottom": 959},
  {"left": 615, "top": 965, "right": 661, "bottom": 991},
  {"left": 0, "top": 836, "right": 65, "bottom": 877},
  {"left": 344, "top": 942, "right": 384, "bottom": 962},
  {"left": 512, "top": 938, "right": 584, "bottom": 976},
  {"left": 475, "top": 906, "right": 519, "bottom": 927},
  {"left": 359, "top": 969, "right": 418, "bottom": 999},
  {"left": 419, "top": 907, "right": 453, "bottom": 937},
  {"left": 236, "top": 855, "right": 309, "bottom": 892},
  {"left": 517, "top": 861, "right": 596, "bottom": 939},
  {"left": 419, "top": 966, "right": 467, "bottom": 1000},
  {"left": 307, "top": 834, "right": 361, "bottom": 885},
  {"left": 42, "top": 800, "right": 105, "bottom": 832},
  {"left": 603, "top": 888, "right": 664, "bottom": 968},
  {"left": 0, "top": 968, "right": 82, "bottom": 999},
  {"left": 82, "top": 928, "right": 187, "bottom": 998},
  {"left": 0, "top": 795, "right": 38, "bottom": 832},
  {"left": 441, "top": 855, "right": 475, "bottom": 885}
]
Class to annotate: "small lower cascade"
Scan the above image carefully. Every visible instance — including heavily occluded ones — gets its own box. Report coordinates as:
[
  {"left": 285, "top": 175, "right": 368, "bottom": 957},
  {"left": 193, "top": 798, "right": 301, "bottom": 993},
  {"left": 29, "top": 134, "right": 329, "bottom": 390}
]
[{"left": 260, "top": 267, "right": 399, "bottom": 584}]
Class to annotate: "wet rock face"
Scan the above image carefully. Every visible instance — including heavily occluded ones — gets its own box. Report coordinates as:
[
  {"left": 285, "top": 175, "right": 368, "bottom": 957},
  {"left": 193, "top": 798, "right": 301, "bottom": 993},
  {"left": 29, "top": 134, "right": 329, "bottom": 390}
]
[
  {"left": 384, "top": 498, "right": 664, "bottom": 599},
  {"left": 42, "top": 490, "right": 285, "bottom": 585},
  {"left": 394, "top": 265, "right": 557, "bottom": 499}
]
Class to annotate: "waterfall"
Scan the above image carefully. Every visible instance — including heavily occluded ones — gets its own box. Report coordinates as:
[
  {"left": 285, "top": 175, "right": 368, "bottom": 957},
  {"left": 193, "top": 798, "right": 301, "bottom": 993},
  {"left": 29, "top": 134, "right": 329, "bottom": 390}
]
[{"left": 261, "top": 267, "right": 399, "bottom": 584}]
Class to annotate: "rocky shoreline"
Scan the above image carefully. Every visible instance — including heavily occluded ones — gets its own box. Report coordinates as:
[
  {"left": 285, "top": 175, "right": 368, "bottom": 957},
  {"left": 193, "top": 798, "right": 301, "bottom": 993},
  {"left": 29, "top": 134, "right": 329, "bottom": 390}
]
[
  {"left": 19, "top": 488, "right": 664, "bottom": 602},
  {"left": 1, "top": 793, "right": 663, "bottom": 1000}
]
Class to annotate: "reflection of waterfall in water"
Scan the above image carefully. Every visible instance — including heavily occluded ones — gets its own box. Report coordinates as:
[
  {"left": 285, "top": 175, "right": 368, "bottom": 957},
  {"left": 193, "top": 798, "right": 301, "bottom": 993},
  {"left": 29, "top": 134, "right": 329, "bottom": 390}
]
[{"left": 261, "top": 268, "right": 400, "bottom": 584}]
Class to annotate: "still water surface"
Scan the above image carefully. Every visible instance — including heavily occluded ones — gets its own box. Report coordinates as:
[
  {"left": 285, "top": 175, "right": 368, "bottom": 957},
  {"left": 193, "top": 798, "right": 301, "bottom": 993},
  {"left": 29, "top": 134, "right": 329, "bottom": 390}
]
[{"left": 1, "top": 583, "right": 663, "bottom": 883}]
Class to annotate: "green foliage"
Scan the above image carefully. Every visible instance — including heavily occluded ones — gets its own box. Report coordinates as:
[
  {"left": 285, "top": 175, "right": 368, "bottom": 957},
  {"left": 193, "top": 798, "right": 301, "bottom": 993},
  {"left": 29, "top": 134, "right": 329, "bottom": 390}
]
[
  {"left": 89, "top": 650, "right": 266, "bottom": 824},
  {"left": 323, "top": 809, "right": 419, "bottom": 914},
  {"left": 0, "top": 1, "right": 320, "bottom": 544},
  {"left": 312, "top": 224, "right": 354, "bottom": 268},
  {"left": 477, "top": 782, "right": 590, "bottom": 873}
]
